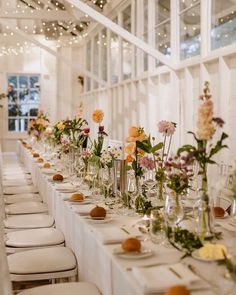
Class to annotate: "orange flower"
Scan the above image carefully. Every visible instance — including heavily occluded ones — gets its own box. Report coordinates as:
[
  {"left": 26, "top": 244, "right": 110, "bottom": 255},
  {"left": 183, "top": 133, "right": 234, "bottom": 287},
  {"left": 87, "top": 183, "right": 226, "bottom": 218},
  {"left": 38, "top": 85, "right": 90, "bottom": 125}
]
[
  {"left": 92, "top": 109, "right": 104, "bottom": 123},
  {"left": 124, "top": 142, "right": 135, "bottom": 155},
  {"left": 126, "top": 154, "right": 133, "bottom": 163}
]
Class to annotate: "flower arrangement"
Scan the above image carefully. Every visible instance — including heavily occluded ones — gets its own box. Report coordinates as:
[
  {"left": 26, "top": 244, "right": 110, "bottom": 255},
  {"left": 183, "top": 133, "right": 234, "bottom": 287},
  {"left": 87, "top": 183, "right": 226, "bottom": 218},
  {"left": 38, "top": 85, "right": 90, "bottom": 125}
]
[
  {"left": 90, "top": 109, "right": 108, "bottom": 161},
  {"left": 100, "top": 146, "right": 122, "bottom": 168},
  {"left": 52, "top": 116, "right": 88, "bottom": 148},
  {"left": 165, "top": 155, "right": 193, "bottom": 196},
  {"left": 177, "top": 81, "right": 228, "bottom": 238},
  {"left": 28, "top": 110, "right": 50, "bottom": 140},
  {"left": 125, "top": 126, "right": 147, "bottom": 179},
  {"left": 135, "top": 121, "right": 176, "bottom": 202}
]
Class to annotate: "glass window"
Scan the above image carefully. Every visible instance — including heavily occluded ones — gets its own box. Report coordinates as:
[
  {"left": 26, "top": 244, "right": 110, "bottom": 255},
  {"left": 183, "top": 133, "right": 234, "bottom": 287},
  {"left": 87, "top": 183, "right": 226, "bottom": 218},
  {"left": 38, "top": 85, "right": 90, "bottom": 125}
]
[
  {"left": 122, "top": 5, "right": 132, "bottom": 80},
  {"left": 7, "top": 74, "right": 40, "bottom": 132},
  {"left": 179, "top": 0, "right": 201, "bottom": 60},
  {"left": 211, "top": 0, "right": 236, "bottom": 50},
  {"left": 111, "top": 33, "right": 119, "bottom": 84},
  {"left": 143, "top": 0, "right": 148, "bottom": 71},
  {"left": 93, "top": 34, "right": 99, "bottom": 89},
  {"left": 155, "top": 0, "right": 171, "bottom": 59},
  {"left": 101, "top": 29, "right": 107, "bottom": 82},
  {"left": 86, "top": 41, "right": 91, "bottom": 91}
]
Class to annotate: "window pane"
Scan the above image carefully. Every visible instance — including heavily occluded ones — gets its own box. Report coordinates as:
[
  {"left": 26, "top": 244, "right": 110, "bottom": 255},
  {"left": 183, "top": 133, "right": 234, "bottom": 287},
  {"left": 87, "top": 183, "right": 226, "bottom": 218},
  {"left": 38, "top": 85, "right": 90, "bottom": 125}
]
[
  {"left": 143, "top": 0, "right": 148, "bottom": 71},
  {"left": 180, "top": 4, "right": 201, "bottom": 60},
  {"left": 19, "top": 104, "right": 28, "bottom": 117},
  {"left": 8, "top": 119, "right": 18, "bottom": 132},
  {"left": 8, "top": 76, "right": 17, "bottom": 88},
  {"left": 19, "top": 75, "right": 28, "bottom": 88},
  {"left": 211, "top": 0, "right": 236, "bottom": 50},
  {"left": 86, "top": 41, "right": 91, "bottom": 91},
  {"left": 155, "top": 0, "right": 171, "bottom": 57},
  {"left": 93, "top": 34, "right": 99, "bottom": 89},
  {"left": 122, "top": 5, "right": 132, "bottom": 80},
  {"left": 29, "top": 90, "right": 39, "bottom": 102},
  {"left": 29, "top": 106, "right": 39, "bottom": 117},
  {"left": 19, "top": 89, "right": 29, "bottom": 102},
  {"left": 7, "top": 87, "right": 17, "bottom": 103},
  {"left": 123, "top": 40, "right": 132, "bottom": 80},
  {"left": 30, "top": 76, "right": 39, "bottom": 88},
  {"left": 8, "top": 104, "right": 19, "bottom": 117},
  {"left": 179, "top": 0, "right": 199, "bottom": 12},
  {"left": 101, "top": 29, "right": 107, "bottom": 82},
  {"left": 111, "top": 32, "right": 119, "bottom": 84},
  {"left": 123, "top": 5, "right": 131, "bottom": 32},
  {"left": 19, "top": 118, "right": 28, "bottom": 131}
]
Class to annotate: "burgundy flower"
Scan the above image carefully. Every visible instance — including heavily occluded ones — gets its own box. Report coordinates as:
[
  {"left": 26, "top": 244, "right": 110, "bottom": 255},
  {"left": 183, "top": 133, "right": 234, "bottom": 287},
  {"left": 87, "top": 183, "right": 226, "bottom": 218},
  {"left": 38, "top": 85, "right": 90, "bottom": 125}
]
[
  {"left": 213, "top": 117, "right": 225, "bottom": 128},
  {"left": 83, "top": 127, "right": 90, "bottom": 135}
]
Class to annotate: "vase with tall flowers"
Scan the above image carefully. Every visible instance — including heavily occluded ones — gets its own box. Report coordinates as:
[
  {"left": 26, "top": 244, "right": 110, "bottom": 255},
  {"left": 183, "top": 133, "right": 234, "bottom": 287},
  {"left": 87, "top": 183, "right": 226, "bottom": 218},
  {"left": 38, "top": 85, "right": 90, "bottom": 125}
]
[
  {"left": 178, "top": 81, "right": 228, "bottom": 239},
  {"left": 89, "top": 109, "right": 108, "bottom": 189}
]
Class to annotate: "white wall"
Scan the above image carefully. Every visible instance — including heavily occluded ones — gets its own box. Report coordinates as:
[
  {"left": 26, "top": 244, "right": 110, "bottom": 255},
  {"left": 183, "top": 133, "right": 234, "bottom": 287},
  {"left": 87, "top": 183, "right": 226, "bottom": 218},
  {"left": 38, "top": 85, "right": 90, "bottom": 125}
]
[{"left": 0, "top": 47, "right": 57, "bottom": 152}]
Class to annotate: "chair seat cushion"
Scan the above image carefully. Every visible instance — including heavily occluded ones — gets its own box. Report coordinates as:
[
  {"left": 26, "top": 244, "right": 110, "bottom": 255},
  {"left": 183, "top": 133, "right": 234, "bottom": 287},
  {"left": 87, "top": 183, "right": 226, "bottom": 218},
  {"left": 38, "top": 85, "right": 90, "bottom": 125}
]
[
  {"left": 4, "top": 214, "right": 54, "bottom": 229},
  {"left": 3, "top": 174, "right": 31, "bottom": 180},
  {"left": 6, "top": 228, "right": 64, "bottom": 247},
  {"left": 19, "top": 282, "right": 101, "bottom": 295},
  {"left": 8, "top": 247, "right": 77, "bottom": 274},
  {"left": 3, "top": 179, "right": 32, "bottom": 187},
  {"left": 4, "top": 186, "right": 39, "bottom": 195},
  {"left": 5, "top": 202, "right": 47, "bottom": 215},
  {"left": 4, "top": 194, "right": 42, "bottom": 205}
]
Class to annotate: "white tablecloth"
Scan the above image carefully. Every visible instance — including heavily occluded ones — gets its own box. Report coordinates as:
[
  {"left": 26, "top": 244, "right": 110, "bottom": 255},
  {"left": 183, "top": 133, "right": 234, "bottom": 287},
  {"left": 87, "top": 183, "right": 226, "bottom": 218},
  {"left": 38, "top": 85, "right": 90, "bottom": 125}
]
[{"left": 18, "top": 141, "right": 233, "bottom": 295}]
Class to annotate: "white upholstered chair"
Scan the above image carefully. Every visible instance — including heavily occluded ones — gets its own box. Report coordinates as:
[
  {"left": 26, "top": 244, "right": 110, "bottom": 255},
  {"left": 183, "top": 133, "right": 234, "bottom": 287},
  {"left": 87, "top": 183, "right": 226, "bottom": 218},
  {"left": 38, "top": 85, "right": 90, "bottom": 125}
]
[
  {"left": 5, "top": 228, "right": 65, "bottom": 254},
  {"left": 5, "top": 201, "right": 48, "bottom": 215},
  {"left": 19, "top": 282, "right": 101, "bottom": 295},
  {"left": 4, "top": 214, "right": 55, "bottom": 232},
  {"left": 4, "top": 193, "right": 43, "bottom": 205},
  {"left": 8, "top": 247, "right": 77, "bottom": 282}
]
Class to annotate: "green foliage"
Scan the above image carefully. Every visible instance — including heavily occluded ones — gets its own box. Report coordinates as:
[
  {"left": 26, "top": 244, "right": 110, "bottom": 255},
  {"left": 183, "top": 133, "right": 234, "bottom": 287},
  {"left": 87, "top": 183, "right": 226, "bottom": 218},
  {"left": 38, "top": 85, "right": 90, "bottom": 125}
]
[{"left": 166, "top": 226, "right": 203, "bottom": 256}]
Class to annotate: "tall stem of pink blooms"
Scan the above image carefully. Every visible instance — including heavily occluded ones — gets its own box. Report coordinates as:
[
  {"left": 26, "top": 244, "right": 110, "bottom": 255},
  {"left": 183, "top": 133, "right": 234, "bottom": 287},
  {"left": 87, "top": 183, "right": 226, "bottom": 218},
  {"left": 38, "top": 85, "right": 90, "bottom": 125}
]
[
  {"left": 161, "top": 132, "right": 167, "bottom": 167},
  {"left": 166, "top": 134, "right": 173, "bottom": 160}
]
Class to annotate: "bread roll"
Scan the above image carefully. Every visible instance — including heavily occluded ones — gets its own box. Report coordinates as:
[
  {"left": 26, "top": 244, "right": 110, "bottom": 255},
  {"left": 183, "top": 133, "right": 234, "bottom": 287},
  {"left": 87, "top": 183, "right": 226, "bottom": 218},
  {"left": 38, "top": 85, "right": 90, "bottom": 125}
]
[
  {"left": 33, "top": 153, "right": 39, "bottom": 158},
  {"left": 52, "top": 174, "right": 64, "bottom": 181},
  {"left": 43, "top": 163, "right": 51, "bottom": 168},
  {"left": 90, "top": 206, "right": 106, "bottom": 218},
  {"left": 213, "top": 206, "right": 225, "bottom": 218},
  {"left": 37, "top": 158, "right": 44, "bottom": 163},
  {"left": 165, "top": 285, "right": 190, "bottom": 295},
  {"left": 71, "top": 193, "right": 84, "bottom": 201},
  {"left": 122, "top": 238, "right": 141, "bottom": 252}
]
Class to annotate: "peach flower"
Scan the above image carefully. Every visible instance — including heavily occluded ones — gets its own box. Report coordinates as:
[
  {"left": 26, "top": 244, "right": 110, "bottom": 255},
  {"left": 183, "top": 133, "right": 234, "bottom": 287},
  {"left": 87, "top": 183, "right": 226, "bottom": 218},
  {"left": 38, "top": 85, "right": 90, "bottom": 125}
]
[
  {"left": 92, "top": 109, "right": 104, "bottom": 123},
  {"left": 126, "top": 126, "right": 147, "bottom": 142},
  {"left": 57, "top": 121, "right": 65, "bottom": 130},
  {"left": 196, "top": 99, "right": 215, "bottom": 140}
]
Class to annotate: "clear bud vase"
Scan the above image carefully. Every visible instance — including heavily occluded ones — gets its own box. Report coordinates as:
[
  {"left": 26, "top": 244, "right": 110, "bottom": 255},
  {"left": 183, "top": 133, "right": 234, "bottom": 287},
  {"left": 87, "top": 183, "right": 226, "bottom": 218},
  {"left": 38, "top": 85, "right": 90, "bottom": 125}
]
[{"left": 194, "top": 192, "right": 215, "bottom": 240}]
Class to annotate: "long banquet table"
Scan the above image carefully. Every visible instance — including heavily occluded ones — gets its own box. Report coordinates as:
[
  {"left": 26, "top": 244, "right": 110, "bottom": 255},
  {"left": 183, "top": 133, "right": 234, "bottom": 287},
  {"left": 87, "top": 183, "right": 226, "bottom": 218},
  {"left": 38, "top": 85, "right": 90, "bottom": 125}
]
[{"left": 17, "top": 141, "right": 235, "bottom": 295}]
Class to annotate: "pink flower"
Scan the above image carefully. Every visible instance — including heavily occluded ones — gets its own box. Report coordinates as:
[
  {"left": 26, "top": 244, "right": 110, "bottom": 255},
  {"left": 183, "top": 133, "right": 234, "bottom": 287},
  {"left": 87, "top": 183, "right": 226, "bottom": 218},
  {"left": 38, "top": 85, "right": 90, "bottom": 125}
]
[
  {"left": 158, "top": 121, "right": 176, "bottom": 136},
  {"left": 139, "top": 156, "right": 155, "bottom": 170}
]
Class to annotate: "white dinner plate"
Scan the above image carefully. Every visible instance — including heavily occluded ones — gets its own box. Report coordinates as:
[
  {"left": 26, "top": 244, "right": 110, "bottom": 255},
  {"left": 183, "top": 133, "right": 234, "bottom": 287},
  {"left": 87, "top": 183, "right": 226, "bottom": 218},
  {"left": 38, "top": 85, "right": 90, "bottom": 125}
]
[
  {"left": 64, "top": 198, "right": 92, "bottom": 205},
  {"left": 191, "top": 249, "right": 224, "bottom": 262},
  {"left": 84, "top": 217, "right": 113, "bottom": 223},
  {"left": 113, "top": 247, "right": 153, "bottom": 260},
  {"left": 215, "top": 212, "right": 229, "bottom": 219}
]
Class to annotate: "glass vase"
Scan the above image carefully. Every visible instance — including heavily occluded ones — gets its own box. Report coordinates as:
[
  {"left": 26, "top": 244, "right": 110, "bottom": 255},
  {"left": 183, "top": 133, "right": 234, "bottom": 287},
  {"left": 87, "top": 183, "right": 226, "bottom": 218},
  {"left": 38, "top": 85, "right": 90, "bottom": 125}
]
[
  {"left": 164, "top": 190, "right": 184, "bottom": 226},
  {"left": 194, "top": 192, "right": 215, "bottom": 239}
]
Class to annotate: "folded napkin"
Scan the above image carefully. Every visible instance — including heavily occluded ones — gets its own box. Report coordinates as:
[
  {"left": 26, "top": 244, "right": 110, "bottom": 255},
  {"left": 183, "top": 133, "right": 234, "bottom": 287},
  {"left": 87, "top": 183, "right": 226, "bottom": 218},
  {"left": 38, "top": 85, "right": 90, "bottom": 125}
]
[
  {"left": 132, "top": 263, "right": 200, "bottom": 293},
  {"left": 54, "top": 183, "right": 75, "bottom": 191},
  {"left": 96, "top": 227, "right": 139, "bottom": 244}
]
